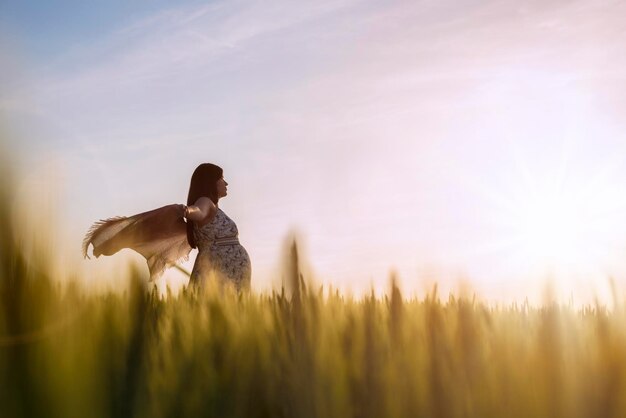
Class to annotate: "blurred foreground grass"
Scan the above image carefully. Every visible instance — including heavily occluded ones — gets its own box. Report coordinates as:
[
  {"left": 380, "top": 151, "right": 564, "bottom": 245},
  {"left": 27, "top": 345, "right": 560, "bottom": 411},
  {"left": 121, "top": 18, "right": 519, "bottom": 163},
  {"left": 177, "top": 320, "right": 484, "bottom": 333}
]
[{"left": 2, "top": 163, "right": 626, "bottom": 418}]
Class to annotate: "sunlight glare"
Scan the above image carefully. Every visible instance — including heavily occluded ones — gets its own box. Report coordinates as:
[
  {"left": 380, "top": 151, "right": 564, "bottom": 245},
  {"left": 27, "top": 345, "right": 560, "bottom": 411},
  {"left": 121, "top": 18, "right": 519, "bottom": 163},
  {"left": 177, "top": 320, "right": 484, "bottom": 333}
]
[
  {"left": 514, "top": 189, "right": 586, "bottom": 267},
  {"left": 500, "top": 161, "right": 626, "bottom": 280},
  {"left": 450, "top": 69, "right": 626, "bottom": 292}
]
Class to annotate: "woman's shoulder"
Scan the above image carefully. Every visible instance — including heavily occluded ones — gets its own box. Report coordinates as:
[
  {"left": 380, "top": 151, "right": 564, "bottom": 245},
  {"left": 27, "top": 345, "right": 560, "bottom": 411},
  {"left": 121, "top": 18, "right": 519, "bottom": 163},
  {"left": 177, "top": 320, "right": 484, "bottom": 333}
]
[{"left": 189, "top": 197, "right": 219, "bottom": 227}]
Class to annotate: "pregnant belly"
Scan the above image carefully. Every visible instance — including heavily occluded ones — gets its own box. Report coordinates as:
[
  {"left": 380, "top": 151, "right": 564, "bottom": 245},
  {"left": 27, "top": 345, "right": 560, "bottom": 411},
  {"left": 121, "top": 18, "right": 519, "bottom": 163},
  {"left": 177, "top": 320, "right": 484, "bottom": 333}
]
[{"left": 208, "top": 244, "right": 251, "bottom": 281}]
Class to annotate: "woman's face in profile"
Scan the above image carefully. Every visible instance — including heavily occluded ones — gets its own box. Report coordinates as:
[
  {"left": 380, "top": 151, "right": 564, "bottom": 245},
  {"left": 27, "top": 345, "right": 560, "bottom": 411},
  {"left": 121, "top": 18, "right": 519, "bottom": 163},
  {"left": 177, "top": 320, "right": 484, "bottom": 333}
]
[{"left": 216, "top": 177, "right": 228, "bottom": 198}]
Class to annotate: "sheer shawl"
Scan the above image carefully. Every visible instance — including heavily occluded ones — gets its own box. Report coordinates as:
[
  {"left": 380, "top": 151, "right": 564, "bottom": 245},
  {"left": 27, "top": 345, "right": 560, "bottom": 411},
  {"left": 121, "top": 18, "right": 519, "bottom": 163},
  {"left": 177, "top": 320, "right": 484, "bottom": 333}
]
[{"left": 82, "top": 204, "right": 192, "bottom": 280}]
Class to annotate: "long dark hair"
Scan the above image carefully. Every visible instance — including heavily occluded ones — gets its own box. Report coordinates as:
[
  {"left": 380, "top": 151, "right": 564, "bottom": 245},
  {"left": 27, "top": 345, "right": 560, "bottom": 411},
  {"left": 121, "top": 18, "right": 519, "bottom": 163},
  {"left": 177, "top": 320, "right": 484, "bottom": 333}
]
[{"left": 186, "top": 163, "right": 223, "bottom": 248}]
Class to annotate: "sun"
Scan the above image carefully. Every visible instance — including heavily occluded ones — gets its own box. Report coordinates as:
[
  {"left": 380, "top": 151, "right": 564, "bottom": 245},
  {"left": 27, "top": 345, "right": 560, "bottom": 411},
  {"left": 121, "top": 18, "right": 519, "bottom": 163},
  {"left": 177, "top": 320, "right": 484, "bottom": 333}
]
[
  {"left": 443, "top": 71, "right": 626, "bottom": 286},
  {"left": 510, "top": 187, "right": 591, "bottom": 268},
  {"left": 478, "top": 151, "right": 626, "bottom": 280}
]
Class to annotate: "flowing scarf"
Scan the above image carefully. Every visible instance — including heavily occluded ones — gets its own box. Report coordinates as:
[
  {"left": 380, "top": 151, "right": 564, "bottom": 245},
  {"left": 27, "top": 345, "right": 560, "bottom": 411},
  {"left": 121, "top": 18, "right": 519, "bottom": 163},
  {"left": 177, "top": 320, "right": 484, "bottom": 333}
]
[{"left": 82, "top": 204, "right": 192, "bottom": 280}]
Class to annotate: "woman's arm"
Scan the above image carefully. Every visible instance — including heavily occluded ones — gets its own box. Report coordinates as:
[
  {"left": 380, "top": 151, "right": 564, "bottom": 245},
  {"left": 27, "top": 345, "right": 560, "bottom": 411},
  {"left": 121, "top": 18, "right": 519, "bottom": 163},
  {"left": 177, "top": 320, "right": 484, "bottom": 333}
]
[{"left": 185, "top": 197, "right": 217, "bottom": 223}]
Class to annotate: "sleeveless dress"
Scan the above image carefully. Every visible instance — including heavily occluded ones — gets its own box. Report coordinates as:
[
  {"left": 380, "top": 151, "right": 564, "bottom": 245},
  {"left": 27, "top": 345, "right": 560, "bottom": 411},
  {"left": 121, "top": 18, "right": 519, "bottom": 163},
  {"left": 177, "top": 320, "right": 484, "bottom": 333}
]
[{"left": 190, "top": 208, "right": 251, "bottom": 291}]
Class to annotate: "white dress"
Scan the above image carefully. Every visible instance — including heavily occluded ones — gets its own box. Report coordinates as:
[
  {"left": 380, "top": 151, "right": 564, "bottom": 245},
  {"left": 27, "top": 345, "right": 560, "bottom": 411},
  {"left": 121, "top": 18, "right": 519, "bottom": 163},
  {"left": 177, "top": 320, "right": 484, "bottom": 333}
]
[{"left": 190, "top": 208, "right": 251, "bottom": 290}]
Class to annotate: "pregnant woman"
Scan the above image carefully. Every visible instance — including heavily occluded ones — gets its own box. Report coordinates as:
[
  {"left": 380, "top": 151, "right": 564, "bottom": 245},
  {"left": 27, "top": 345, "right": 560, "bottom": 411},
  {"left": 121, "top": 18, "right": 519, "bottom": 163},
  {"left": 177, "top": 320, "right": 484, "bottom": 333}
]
[
  {"left": 184, "top": 163, "right": 251, "bottom": 291},
  {"left": 82, "top": 162, "right": 251, "bottom": 292}
]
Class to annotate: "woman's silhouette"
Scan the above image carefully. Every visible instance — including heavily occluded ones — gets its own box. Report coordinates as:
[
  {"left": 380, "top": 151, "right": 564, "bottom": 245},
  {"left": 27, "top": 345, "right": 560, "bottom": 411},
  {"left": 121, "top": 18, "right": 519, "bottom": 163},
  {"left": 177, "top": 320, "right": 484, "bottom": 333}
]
[{"left": 184, "top": 163, "right": 251, "bottom": 290}]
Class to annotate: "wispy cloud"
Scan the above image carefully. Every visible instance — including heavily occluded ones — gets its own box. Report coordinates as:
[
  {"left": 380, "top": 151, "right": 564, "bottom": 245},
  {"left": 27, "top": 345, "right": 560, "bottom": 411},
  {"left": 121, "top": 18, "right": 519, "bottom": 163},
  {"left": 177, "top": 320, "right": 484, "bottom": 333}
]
[{"left": 37, "top": 0, "right": 358, "bottom": 91}]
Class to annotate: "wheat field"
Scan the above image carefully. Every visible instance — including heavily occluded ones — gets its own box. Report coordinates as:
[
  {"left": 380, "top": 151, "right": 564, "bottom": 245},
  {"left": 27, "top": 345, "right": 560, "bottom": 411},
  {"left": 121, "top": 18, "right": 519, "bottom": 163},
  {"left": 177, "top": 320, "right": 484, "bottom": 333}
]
[{"left": 1, "top": 159, "right": 626, "bottom": 418}]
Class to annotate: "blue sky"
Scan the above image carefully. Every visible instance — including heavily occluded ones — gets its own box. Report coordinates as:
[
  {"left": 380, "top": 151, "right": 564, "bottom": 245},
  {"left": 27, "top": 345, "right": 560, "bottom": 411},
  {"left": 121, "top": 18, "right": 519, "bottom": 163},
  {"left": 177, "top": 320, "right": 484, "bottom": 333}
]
[
  {"left": 0, "top": 0, "right": 191, "bottom": 59},
  {"left": 2, "top": 0, "right": 626, "bottom": 303}
]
